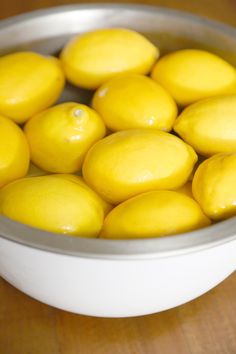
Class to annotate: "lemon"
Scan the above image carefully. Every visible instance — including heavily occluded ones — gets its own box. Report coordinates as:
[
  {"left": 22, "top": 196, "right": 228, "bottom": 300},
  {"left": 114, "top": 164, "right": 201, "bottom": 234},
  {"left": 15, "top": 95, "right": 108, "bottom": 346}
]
[
  {"left": 0, "top": 52, "right": 65, "bottom": 123},
  {"left": 192, "top": 153, "right": 236, "bottom": 220},
  {"left": 92, "top": 74, "right": 177, "bottom": 132},
  {"left": 60, "top": 28, "right": 159, "bottom": 89},
  {"left": 151, "top": 49, "right": 236, "bottom": 106},
  {"left": 100, "top": 190, "right": 211, "bottom": 239},
  {"left": 24, "top": 102, "right": 106, "bottom": 173},
  {"left": 0, "top": 175, "right": 105, "bottom": 237},
  {"left": 82, "top": 129, "right": 197, "bottom": 204},
  {"left": 0, "top": 115, "right": 29, "bottom": 187},
  {"left": 174, "top": 95, "right": 236, "bottom": 156},
  {"left": 53, "top": 174, "right": 113, "bottom": 216}
]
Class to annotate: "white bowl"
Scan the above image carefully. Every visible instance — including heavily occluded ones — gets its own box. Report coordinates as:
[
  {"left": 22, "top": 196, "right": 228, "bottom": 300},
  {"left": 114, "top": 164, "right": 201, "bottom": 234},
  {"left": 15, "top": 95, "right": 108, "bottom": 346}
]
[{"left": 0, "top": 4, "right": 236, "bottom": 317}]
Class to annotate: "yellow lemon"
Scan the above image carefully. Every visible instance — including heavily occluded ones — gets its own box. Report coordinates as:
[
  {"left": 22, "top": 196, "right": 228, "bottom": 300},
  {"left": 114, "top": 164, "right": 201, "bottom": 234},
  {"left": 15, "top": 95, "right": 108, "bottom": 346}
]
[
  {"left": 24, "top": 102, "right": 106, "bottom": 173},
  {"left": 192, "top": 153, "right": 236, "bottom": 220},
  {"left": 0, "top": 115, "right": 29, "bottom": 187},
  {"left": 151, "top": 49, "right": 236, "bottom": 106},
  {"left": 0, "top": 52, "right": 65, "bottom": 123},
  {"left": 174, "top": 95, "right": 236, "bottom": 156},
  {"left": 82, "top": 129, "right": 197, "bottom": 204},
  {"left": 100, "top": 190, "right": 211, "bottom": 239},
  {"left": 0, "top": 175, "right": 105, "bottom": 237},
  {"left": 53, "top": 174, "right": 113, "bottom": 216},
  {"left": 60, "top": 28, "right": 159, "bottom": 89},
  {"left": 92, "top": 74, "right": 177, "bottom": 132}
]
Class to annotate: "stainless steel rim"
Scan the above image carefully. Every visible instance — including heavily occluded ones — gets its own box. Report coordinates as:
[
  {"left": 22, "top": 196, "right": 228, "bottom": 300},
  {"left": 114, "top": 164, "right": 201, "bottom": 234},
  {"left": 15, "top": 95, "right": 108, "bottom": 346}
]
[{"left": 0, "top": 3, "right": 236, "bottom": 260}]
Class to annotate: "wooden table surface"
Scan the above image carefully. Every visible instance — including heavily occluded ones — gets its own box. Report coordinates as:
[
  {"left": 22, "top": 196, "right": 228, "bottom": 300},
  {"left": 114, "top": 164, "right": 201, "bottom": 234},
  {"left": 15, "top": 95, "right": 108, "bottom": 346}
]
[{"left": 0, "top": 1, "right": 236, "bottom": 353}]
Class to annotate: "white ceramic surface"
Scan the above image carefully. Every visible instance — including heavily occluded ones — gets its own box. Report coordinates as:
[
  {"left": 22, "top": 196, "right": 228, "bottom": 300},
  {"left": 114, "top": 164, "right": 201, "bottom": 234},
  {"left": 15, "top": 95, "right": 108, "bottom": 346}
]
[{"left": 1, "top": 236, "right": 235, "bottom": 317}]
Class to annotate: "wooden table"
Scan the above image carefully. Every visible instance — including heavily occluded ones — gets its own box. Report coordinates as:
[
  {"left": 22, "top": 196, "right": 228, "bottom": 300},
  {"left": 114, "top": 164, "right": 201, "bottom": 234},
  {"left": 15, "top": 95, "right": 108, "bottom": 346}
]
[{"left": 0, "top": 1, "right": 236, "bottom": 353}]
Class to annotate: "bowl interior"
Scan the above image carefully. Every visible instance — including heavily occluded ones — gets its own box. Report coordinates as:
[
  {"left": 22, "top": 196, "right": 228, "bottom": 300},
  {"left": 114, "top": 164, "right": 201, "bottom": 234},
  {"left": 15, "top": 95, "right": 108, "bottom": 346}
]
[{"left": 0, "top": 4, "right": 236, "bottom": 258}]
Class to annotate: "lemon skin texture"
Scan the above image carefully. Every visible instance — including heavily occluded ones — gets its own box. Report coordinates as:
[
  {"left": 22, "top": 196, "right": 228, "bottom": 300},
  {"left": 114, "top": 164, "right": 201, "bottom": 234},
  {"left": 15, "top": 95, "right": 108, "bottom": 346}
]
[
  {"left": 0, "top": 175, "right": 105, "bottom": 237},
  {"left": 192, "top": 153, "right": 236, "bottom": 220},
  {"left": 82, "top": 129, "right": 198, "bottom": 204},
  {"left": 92, "top": 73, "right": 177, "bottom": 132},
  {"left": 53, "top": 174, "right": 113, "bottom": 216},
  {"left": 0, "top": 114, "right": 29, "bottom": 187},
  {"left": 174, "top": 95, "right": 236, "bottom": 156},
  {"left": 24, "top": 102, "right": 106, "bottom": 173},
  {"left": 100, "top": 190, "right": 211, "bottom": 239},
  {"left": 151, "top": 49, "right": 236, "bottom": 106},
  {"left": 61, "top": 28, "right": 159, "bottom": 89},
  {"left": 0, "top": 52, "right": 65, "bottom": 123}
]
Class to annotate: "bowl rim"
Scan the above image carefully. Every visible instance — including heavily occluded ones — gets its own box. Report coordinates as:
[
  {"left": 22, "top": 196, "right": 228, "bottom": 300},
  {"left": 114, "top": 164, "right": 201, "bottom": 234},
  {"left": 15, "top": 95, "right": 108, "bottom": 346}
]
[
  {"left": 0, "top": 3, "right": 236, "bottom": 260},
  {"left": 0, "top": 2, "right": 236, "bottom": 35}
]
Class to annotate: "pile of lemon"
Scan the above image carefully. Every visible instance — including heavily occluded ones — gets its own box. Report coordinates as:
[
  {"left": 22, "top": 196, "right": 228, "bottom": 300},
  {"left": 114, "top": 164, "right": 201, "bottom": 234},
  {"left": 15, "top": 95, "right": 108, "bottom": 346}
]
[{"left": 0, "top": 28, "right": 236, "bottom": 239}]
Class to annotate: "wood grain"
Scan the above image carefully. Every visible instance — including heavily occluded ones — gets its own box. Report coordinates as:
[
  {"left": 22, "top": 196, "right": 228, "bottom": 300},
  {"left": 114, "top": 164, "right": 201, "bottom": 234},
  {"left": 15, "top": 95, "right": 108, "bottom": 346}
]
[{"left": 0, "top": 1, "right": 236, "bottom": 353}]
